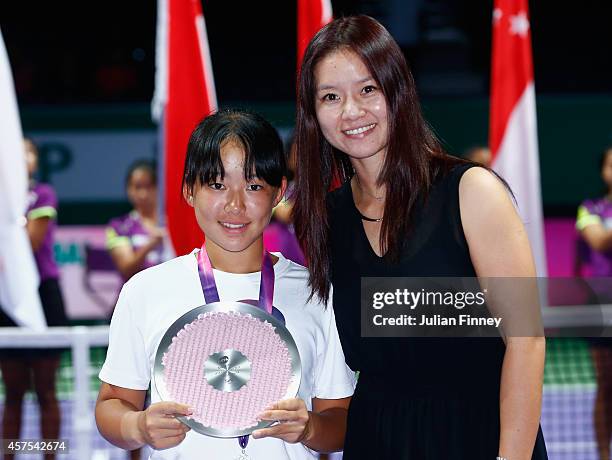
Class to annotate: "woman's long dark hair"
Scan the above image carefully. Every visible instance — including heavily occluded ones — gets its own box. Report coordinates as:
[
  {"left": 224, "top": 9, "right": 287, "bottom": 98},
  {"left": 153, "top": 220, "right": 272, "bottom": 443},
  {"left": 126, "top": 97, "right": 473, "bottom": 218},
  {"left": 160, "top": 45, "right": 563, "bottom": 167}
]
[{"left": 293, "top": 15, "right": 465, "bottom": 303}]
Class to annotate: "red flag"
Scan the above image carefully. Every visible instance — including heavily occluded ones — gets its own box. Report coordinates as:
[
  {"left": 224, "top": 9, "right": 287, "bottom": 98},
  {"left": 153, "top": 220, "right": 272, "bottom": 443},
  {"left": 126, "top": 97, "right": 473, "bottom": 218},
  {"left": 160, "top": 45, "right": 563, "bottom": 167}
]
[
  {"left": 297, "top": 0, "right": 338, "bottom": 188},
  {"left": 297, "top": 0, "right": 332, "bottom": 69},
  {"left": 153, "top": 0, "right": 218, "bottom": 256},
  {"left": 490, "top": 0, "right": 547, "bottom": 275}
]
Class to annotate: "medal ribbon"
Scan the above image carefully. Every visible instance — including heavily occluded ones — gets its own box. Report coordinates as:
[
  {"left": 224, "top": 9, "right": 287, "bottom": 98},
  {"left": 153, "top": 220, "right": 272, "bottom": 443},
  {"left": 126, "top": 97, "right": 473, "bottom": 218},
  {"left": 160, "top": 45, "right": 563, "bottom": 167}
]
[
  {"left": 196, "top": 244, "right": 275, "bottom": 452},
  {"left": 197, "top": 244, "right": 274, "bottom": 314}
]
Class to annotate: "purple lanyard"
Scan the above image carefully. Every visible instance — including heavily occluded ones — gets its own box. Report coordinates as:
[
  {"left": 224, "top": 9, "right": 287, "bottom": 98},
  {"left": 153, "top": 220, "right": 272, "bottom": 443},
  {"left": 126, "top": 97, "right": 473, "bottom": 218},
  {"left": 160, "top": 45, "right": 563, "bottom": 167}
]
[
  {"left": 196, "top": 244, "right": 275, "bottom": 314},
  {"left": 196, "top": 244, "right": 275, "bottom": 451}
]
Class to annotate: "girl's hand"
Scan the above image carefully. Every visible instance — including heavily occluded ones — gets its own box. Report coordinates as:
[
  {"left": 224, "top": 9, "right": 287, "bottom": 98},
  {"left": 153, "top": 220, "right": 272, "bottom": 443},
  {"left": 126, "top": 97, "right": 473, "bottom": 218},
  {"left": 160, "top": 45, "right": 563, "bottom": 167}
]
[
  {"left": 252, "top": 398, "right": 311, "bottom": 444},
  {"left": 149, "top": 227, "right": 167, "bottom": 246},
  {"left": 137, "top": 402, "right": 192, "bottom": 450}
]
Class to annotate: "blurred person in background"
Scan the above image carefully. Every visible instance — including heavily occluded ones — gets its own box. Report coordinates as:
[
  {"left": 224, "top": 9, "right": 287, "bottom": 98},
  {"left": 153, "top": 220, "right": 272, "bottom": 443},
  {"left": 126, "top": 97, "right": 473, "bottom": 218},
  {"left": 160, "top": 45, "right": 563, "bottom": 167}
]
[
  {"left": 576, "top": 146, "right": 612, "bottom": 460},
  {"left": 464, "top": 145, "right": 492, "bottom": 168},
  {"left": 265, "top": 136, "right": 305, "bottom": 266},
  {"left": 0, "top": 138, "right": 67, "bottom": 460},
  {"left": 106, "top": 159, "right": 167, "bottom": 281}
]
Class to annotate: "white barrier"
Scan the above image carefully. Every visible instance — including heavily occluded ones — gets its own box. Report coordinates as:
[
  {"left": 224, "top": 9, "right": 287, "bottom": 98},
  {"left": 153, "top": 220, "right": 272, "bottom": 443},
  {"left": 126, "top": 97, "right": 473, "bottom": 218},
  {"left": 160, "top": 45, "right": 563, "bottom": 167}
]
[{"left": 0, "top": 325, "right": 109, "bottom": 459}]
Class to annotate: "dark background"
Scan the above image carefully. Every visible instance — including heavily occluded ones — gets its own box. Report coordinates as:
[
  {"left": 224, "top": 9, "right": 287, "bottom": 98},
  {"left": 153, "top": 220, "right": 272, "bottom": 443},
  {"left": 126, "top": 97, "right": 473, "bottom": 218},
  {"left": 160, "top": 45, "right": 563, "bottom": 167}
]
[
  {"left": 1, "top": 0, "right": 611, "bottom": 105},
  {"left": 0, "top": 0, "right": 611, "bottom": 218}
]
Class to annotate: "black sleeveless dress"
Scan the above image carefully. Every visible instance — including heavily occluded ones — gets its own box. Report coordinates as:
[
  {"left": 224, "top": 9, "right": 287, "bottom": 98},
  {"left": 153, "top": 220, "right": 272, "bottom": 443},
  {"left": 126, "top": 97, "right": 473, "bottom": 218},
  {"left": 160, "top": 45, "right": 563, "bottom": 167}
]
[{"left": 328, "top": 164, "right": 548, "bottom": 459}]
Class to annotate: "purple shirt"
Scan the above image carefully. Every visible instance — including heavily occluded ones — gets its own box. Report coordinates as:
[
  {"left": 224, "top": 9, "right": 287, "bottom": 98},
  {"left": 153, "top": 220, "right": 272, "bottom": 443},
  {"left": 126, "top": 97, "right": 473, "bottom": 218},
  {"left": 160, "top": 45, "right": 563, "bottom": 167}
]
[
  {"left": 577, "top": 197, "right": 612, "bottom": 276},
  {"left": 27, "top": 183, "right": 59, "bottom": 281},
  {"left": 106, "top": 211, "right": 164, "bottom": 272}
]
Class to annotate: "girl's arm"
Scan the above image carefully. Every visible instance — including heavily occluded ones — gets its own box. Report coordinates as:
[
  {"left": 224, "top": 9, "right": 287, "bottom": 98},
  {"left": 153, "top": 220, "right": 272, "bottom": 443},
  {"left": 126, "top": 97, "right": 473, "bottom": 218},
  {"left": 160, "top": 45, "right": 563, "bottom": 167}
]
[
  {"left": 253, "top": 396, "right": 351, "bottom": 453},
  {"left": 108, "top": 227, "right": 165, "bottom": 279},
  {"left": 95, "top": 382, "right": 192, "bottom": 451},
  {"left": 26, "top": 216, "right": 50, "bottom": 252},
  {"left": 580, "top": 221, "right": 612, "bottom": 252},
  {"left": 460, "top": 167, "right": 545, "bottom": 460},
  {"left": 272, "top": 198, "right": 294, "bottom": 225}
]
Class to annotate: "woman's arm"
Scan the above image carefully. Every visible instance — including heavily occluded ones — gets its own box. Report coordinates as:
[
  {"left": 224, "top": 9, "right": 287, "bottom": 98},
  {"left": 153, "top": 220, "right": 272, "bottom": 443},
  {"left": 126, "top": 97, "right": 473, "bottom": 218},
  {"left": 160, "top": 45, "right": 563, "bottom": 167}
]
[
  {"left": 272, "top": 198, "right": 294, "bottom": 225},
  {"left": 26, "top": 216, "right": 50, "bottom": 252},
  {"left": 580, "top": 222, "right": 612, "bottom": 252},
  {"left": 95, "top": 382, "right": 191, "bottom": 451},
  {"left": 109, "top": 227, "right": 165, "bottom": 279},
  {"left": 253, "top": 396, "right": 351, "bottom": 453},
  {"left": 460, "top": 167, "right": 545, "bottom": 460}
]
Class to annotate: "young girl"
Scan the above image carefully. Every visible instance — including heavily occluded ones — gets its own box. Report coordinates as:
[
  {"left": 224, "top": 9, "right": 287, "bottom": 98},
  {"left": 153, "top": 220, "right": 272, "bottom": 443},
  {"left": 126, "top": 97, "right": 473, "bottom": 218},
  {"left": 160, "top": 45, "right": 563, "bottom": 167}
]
[
  {"left": 95, "top": 109, "right": 355, "bottom": 459},
  {"left": 577, "top": 146, "right": 612, "bottom": 460},
  {"left": 106, "top": 159, "right": 167, "bottom": 281},
  {"left": 0, "top": 138, "right": 68, "bottom": 460}
]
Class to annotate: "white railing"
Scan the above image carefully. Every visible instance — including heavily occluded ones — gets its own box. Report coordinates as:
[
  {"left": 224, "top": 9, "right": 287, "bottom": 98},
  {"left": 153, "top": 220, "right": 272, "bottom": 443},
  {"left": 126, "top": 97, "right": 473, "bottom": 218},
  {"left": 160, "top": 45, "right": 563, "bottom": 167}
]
[
  {"left": 0, "top": 325, "right": 109, "bottom": 460},
  {"left": 541, "top": 303, "right": 612, "bottom": 328}
]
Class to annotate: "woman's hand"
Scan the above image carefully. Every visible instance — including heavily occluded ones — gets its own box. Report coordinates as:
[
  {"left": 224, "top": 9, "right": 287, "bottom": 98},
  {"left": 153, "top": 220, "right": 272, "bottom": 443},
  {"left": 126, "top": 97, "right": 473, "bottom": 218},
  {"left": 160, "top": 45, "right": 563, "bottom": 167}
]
[
  {"left": 136, "top": 402, "right": 192, "bottom": 450},
  {"left": 109, "top": 226, "right": 167, "bottom": 279},
  {"left": 149, "top": 226, "right": 167, "bottom": 246},
  {"left": 252, "top": 398, "right": 311, "bottom": 444}
]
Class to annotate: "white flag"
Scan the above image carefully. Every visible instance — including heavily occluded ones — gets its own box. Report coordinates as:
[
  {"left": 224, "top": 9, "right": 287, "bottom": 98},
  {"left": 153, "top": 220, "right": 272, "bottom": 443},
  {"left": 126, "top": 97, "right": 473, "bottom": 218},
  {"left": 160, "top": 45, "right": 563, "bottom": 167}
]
[{"left": 0, "top": 28, "right": 46, "bottom": 330}]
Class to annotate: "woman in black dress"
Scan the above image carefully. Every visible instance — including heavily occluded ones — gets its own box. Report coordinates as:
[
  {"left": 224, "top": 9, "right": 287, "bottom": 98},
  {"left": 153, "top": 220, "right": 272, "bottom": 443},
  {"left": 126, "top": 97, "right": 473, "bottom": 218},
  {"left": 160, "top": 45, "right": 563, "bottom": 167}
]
[{"left": 293, "top": 15, "right": 548, "bottom": 460}]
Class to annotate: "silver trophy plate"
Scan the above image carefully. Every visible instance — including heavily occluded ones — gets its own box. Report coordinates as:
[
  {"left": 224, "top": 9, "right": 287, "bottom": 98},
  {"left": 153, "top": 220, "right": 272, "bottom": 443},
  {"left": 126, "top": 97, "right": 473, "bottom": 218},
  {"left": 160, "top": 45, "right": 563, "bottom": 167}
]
[
  {"left": 203, "top": 349, "right": 252, "bottom": 392},
  {"left": 153, "top": 301, "right": 302, "bottom": 438}
]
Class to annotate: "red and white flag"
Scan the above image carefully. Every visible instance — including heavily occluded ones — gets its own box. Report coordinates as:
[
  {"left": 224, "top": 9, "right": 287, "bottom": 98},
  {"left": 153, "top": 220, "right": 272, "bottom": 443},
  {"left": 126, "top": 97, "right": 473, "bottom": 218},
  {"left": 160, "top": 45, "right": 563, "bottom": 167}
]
[
  {"left": 297, "top": 0, "right": 332, "bottom": 69},
  {"left": 0, "top": 28, "right": 46, "bottom": 329},
  {"left": 152, "top": 0, "right": 217, "bottom": 256},
  {"left": 490, "top": 0, "right": 547, "bottom": 276}
]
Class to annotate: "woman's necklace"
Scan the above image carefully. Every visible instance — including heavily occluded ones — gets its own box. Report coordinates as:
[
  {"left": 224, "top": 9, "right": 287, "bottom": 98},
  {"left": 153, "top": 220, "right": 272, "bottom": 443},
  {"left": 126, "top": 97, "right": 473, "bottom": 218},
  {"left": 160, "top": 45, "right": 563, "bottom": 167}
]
[
  {"left": 353, "top": 176, "right": 384, "bottom": 222},
  {"left": 357, "top": 211, "right": 383, "bottom": 223}
]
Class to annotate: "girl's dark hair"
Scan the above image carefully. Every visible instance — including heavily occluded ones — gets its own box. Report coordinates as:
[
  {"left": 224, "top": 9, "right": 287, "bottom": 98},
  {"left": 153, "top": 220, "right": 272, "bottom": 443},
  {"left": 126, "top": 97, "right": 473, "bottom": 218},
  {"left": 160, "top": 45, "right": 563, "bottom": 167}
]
[
  {"left": 126, "top": 159, "right": 157, "bottom": 187},
  {"left": 293, "top": 15, "right": 466, "bottom": 303},
  {"left": 182, "top": 109, "right": 286, "bottom": 196}
]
